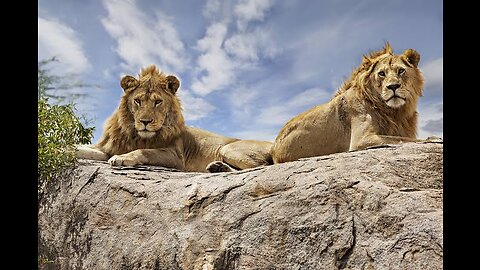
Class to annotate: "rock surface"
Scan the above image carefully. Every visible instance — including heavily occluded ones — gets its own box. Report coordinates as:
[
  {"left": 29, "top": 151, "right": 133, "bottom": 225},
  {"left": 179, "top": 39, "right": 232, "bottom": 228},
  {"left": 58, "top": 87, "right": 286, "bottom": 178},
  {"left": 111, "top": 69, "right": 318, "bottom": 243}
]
[{"left": 38, "top": 141, "right": 443, "bottom": 270}]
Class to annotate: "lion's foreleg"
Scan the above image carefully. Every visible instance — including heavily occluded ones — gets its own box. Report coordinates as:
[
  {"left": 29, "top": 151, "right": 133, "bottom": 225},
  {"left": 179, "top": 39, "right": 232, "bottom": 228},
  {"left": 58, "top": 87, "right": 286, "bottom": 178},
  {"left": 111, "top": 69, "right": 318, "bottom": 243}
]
[
  {"left": 349, "top": 114, "right": 422, "bottom": 151},
  {"left": 350, "top": 134, "right": 419, "bottom": 151},
  {"left": 75, "top": 144, "right": 109, "bottom": 161},
  {"left": 108, "top": 148, "right": 186, "bottom": 170}
]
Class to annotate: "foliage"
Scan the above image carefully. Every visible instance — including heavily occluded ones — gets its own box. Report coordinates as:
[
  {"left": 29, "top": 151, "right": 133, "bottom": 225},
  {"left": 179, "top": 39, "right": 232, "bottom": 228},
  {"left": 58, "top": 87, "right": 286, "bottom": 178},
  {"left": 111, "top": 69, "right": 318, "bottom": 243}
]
[
  {"left": 38, "top": 57, "right": 59, "bottom": 100},
  {"left": 38, "top": 255, "right": 55, "bottom": 269},
  {"left": 38, "top": 57, "right": 90, "bottom": 104},
  {"left": 38, "top": 99, "right": 94, "bottom": 182},
  {"left": 38, "top": 58, "right": 94, "bottom": 184}
]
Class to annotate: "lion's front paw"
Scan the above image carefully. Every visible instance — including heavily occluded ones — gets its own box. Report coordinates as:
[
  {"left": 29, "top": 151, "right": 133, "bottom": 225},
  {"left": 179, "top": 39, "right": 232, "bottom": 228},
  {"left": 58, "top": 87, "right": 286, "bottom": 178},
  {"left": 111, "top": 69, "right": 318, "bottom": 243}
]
[
  {"left": 206, "top": 161, "right": 234, "bottom": 173},
  {"left": 108, "top": 154, "right": 141, "bottom": 167}
]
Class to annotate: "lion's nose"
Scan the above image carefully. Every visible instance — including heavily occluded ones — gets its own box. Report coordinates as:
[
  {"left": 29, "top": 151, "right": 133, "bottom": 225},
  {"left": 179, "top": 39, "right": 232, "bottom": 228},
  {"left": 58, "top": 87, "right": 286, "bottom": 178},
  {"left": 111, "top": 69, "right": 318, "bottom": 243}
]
[
  {"left": 387, "top": 84, "right": 401, "bottom": 91},
  {"left": 140, "top": 119, "right": 153, "bottom": 126}
]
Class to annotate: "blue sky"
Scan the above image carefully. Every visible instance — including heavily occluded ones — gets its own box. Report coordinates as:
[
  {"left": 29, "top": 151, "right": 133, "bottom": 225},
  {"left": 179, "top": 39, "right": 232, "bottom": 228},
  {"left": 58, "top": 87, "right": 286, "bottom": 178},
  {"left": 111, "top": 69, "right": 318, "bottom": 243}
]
[{"left": 38, "top": 0, "right": 443, "bottom": 142}]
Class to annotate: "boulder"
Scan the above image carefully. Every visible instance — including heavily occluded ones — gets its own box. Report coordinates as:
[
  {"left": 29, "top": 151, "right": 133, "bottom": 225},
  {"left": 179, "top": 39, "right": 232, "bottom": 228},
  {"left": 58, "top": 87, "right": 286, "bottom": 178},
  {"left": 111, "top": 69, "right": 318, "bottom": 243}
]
[{"left": 38, "top": 141, "right": 443, "bottom": 269}]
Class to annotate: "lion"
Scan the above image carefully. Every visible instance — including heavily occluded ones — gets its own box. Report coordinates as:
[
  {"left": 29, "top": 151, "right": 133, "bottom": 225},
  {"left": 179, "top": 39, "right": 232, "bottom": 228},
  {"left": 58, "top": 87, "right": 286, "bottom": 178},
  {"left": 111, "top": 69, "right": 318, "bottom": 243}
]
[
  {"left": 76, "top": 65, "right": 272, "bottom": 173},
  {"left": 271, "top": 43, "right": 426, "bottom": 164}
]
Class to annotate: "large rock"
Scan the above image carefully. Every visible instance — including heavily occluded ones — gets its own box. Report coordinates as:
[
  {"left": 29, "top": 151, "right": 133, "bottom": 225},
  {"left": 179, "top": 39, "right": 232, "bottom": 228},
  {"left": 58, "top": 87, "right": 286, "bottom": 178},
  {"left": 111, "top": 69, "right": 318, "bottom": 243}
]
[{"left": 38, "top": 141, "right": 443, "bottom": 270}]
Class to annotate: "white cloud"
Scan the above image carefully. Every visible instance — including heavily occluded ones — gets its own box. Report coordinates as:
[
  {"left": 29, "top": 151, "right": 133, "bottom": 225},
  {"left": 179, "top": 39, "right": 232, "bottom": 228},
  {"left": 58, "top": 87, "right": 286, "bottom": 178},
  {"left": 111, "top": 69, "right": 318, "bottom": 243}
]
[
  {"left": 229, "top": 85, "right": 260, "bottom": 109},
  {"left": 203, "top": 0, "right": 222, "bottom": 18},
  {"left": 416, "top": 58, "right": 443, "bottom": 139},
  {"left": 38, "top": 17, "right": 91, "bottom": 74},
  {"left": 101, "top": 0, "right": 188, "bottom": 74},
  {"left": 421, "top": 57, "right": 443, "bottom": 90},
  {"left": 257, "top": 87, "right": 330, "bottom": 126},
  {"left": 234, "top": 0, "right": 274, "bottom": 30},
  {"left": 178, "top": 90, "right": 216, "bottom": 121},
  {"left": 224, "top": 28, "right": 281, "bottom": 63},
  {"left": 191, "top": 0, "right": 279, "bottom": 96},
  {"left": 191, "top": 25, "right": 279, "bottom": 96},
  {"left": 224, "top": 32, "right": 259, "bottom": 62},
  {"left": 191, "top": 22, "right": 235, "bottom": 96},
  {"left": 417, "top": 101, "right": 443, "bottom": 139},
  {"left": 196, "top": 22, "right": 228, "bottom": 52}
]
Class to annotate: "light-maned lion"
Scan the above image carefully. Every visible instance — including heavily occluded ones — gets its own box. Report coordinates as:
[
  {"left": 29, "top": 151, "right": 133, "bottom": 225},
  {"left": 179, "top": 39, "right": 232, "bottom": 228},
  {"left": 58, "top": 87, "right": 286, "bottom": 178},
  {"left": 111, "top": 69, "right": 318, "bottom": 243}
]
[
  {"left": 271, "top": 43, "right": 425, "bottom": 163},
  {"left": 76, "top": 65, "right": 272, "bottom": 173}
]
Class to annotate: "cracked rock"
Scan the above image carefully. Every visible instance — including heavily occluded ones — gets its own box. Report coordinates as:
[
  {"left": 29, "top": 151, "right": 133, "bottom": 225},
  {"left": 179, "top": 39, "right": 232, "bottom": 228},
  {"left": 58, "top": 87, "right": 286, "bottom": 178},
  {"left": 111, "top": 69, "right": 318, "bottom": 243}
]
[{"left": 38, "top": 142, "right": 443, "bottom": 269}]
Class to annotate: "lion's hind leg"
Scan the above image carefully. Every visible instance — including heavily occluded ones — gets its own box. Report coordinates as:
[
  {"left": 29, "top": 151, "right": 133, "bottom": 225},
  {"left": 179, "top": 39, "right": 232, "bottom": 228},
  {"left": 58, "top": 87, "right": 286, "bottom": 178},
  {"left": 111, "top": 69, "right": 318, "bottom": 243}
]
[
  {"left": 206, "top": 140, "right": 273, "bottom": 173},
  {"left": 218, "top": 140, "right": 273, "bottom": 171},
  {"left": 75, "top": 144, "right": 109, "bottom": 161}
]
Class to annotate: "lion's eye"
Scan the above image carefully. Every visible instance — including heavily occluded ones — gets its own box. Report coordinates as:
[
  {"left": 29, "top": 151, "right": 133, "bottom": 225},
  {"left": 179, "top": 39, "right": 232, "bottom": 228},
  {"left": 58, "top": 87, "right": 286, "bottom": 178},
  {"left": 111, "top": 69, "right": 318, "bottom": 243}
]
[
  {"left": 378, "top": 71, "right": 385, "bottom": 77},
  {"left": 398, "top": 68, "right": 405, "bottom": 75},
  {"left": 154, "top": 100, "right": 163, "bottom": 106},
  {"left": 134, "top": 98, "right": 141, "bottom": 105}
]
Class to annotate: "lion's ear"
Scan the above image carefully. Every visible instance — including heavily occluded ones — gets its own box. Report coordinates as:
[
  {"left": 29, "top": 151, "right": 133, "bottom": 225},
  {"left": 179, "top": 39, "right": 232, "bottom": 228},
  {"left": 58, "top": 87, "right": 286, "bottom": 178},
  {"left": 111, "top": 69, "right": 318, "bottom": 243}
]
[
  {"left": 166, "top": 75, "right": 180, "bottom": 95},
  {"left": 120, "top": 75, "right": 139, "bottom": 92},
  {"left": 403, "top": 49, "right": 420, "bottom": 67}
]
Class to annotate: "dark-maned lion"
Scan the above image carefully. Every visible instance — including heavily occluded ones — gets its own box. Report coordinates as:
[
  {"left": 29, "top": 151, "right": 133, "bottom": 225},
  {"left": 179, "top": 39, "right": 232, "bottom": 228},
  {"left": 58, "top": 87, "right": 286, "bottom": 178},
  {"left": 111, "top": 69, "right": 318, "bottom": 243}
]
[{"left": 76, "top": 65, "right": 272, "bottom": 172}]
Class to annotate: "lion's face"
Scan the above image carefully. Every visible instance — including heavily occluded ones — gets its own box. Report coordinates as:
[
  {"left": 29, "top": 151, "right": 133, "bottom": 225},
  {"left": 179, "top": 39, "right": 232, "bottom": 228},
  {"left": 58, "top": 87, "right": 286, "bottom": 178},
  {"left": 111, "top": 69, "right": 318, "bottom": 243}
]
[
  {"left": 129, "top": 88, "right": 168, "bottom": 139},
  {"left": 120, "top": 73, "right": 180, "bottom": 139},
  {"left": 367, "top": 48, "right": 422, "bottom": 109}
]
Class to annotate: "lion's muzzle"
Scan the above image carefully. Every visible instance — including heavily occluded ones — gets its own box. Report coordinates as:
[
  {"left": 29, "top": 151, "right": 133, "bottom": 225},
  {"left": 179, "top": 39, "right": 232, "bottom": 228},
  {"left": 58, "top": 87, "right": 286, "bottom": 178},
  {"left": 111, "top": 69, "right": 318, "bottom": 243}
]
[
  {"left": 140, "top": 119, "right": 153, "bottom": 127},
  {"left": 386, "top": 83, "right": 400, "bottom": 91}
]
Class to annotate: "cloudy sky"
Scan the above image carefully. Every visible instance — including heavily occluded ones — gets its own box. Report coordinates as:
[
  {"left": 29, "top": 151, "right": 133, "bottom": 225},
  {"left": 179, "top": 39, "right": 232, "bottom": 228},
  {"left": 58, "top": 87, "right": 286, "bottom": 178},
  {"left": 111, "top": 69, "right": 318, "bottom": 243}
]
[{"left": 38, "top": 0, "right": 443, "bottom": 142}]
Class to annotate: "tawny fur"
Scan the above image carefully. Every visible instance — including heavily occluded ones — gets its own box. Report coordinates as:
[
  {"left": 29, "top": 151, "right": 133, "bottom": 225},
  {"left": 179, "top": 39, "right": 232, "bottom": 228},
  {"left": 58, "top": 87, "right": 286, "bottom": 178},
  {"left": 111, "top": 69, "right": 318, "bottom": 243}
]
[
  {"left": 271, "top": 43, "right": 425, "bottom": 164},
  {"left": 76, "top": 65, "right": 272, "bottom": 173}
]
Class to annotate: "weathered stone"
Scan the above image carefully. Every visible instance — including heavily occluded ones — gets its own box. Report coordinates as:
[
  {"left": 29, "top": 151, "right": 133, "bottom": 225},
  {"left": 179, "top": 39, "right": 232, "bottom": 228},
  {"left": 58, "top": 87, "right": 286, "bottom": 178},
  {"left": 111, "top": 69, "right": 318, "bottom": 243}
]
[{"left": 38, "top": 141, "right": 443, "bottom": 270}]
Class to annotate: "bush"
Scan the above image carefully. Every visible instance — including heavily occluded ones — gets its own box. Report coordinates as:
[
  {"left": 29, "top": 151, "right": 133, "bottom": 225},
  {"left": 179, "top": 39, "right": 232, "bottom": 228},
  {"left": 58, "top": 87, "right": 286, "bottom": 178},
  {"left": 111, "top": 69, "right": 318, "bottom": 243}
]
[
  {"left": 38, "top": 98, "right": 94, "bottom": 182},
  {"left": 38, "top": 58, "right": 94, "bottom": 184}
]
